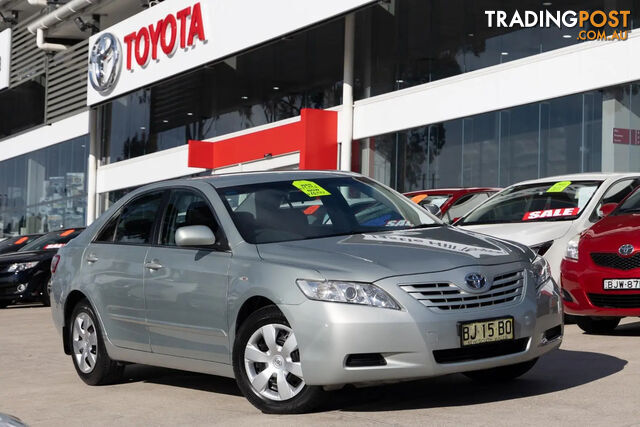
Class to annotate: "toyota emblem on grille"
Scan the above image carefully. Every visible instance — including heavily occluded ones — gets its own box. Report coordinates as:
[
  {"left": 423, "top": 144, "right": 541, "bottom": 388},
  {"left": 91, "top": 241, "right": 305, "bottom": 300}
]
[
  {"left": 618, "top": 244, "right": 634, "bottom": 257},
  {"left": 89, "top": 33, "right": 122, "bottom": 95},
  {"left": 465, "top": 273, "right": 487, "bottom": 291}
]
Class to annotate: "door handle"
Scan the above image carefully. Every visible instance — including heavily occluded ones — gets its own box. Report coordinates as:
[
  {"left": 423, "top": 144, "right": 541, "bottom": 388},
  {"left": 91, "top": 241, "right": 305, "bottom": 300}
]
[
  {"left": 86, "top": 253, "right": 99, "bottom": 264},
  {"left": 145, "top": 260, "right": 163, "bottom": 271}
]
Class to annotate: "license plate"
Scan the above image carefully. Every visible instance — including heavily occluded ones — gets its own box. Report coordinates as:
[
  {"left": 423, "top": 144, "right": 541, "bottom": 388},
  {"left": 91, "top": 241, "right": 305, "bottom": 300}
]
[
  {"left": 603, "top": 279, "right": 640, "bottom": 290},
  {"left": 460, "top": 317, "right": 514, "bottom": 347}
]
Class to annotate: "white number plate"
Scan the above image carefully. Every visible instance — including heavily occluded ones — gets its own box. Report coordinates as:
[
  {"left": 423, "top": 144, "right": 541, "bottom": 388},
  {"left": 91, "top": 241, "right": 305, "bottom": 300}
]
[{"left": 603, "top": 279, "right": 640, "bottom": 290}]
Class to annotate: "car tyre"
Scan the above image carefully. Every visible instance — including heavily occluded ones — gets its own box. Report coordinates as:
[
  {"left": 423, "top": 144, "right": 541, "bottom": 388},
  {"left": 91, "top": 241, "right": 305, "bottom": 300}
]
[
  {"left": 69, "top": 300, "right": 123, "bottom": 385},
  {"left": 40, "top": 288, "right": 51, "bottom": 307},
  {"left": 576, "top": 317, "right": 621, "bottom": 334},
  {"left": 463, "top": 358, "right": 538, "bottom": 382},
  {"left": 232, "top": 305, "right": 324, "bottom": 414}
]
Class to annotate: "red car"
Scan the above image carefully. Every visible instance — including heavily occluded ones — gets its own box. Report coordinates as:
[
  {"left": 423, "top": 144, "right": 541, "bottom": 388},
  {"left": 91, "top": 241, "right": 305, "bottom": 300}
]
[
  {"left": 405, "top": 188, "right": 500, "bottom": 223},
  {"left": 561, "top": 187, "right": 640, "bottom": 334}
]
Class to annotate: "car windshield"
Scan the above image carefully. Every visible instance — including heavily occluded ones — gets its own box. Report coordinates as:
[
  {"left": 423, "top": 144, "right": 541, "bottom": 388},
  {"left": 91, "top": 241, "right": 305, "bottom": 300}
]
[
  {"left": 0, "top": 235, "right": 43, "bottom": 254},
  {"left": 615, "top": 187, "right": 640, "bottom": 213},
  {"left": 410, "top": 194, "right": 451, "bottom": 209},
  {"left": 457, "top": 180, "right": 601, "bottom": 225},
  {"left": 19, "top": 229, "right": 83, "bottom": 252},
  {"left": 218, "top": 176, "right": 440, "bottom": 244}
]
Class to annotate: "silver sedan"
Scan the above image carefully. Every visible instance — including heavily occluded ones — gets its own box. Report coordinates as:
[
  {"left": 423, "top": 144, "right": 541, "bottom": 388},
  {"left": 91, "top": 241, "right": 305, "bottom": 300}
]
[{"left": 50, "top": 171, "right": 562, "bottom": 413}]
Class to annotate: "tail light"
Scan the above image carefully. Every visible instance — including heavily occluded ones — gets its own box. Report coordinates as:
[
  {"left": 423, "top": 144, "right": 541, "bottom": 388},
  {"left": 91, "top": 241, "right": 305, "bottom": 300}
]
[{"left": 51, "top": 255, "right": 61, "bottom": 274}]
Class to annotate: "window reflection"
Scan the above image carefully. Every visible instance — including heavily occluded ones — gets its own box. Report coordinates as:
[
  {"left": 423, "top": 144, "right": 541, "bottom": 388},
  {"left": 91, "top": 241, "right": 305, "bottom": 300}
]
[
  {"left": 0, "top": 135, "right": 88, "bottom": 236},
  {"left": 353, "top": 82, "right": 640, "bottom": 192},
  {"left": 354, "top": 0, "right": 640, "bottom": 99}
]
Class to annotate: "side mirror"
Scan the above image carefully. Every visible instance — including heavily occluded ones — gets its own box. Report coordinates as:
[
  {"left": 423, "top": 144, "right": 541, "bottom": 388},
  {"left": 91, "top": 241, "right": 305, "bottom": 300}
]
[
  {"left": 598, "top": 203, "right": 618, "bottom": 218},
  {"left": 422, "top": 203, "right": 441, "bottom": 217},
  {"left": 175, "top": 225, "right": 216, "bottom": 247}
]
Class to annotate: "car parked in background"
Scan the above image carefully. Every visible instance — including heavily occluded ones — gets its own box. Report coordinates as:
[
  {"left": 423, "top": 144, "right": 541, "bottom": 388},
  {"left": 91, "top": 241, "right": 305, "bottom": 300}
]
[
  {"left": 455, "top": 173, "right": 640, "bottom": 285},
  {"left": 405, "top": 188, "right": 500, "bottom": 223},
  {"left": 0, "top": 228, "right": 84, "bottom": 308},
  {"left": 50, "top": 171, "right": 561, "bottom": 414},
  {"left": 561, "top": 186, "right": 640, "bottom": 333},
  {"left": 0, "top": 234, "right": 45, "bottom": 255}
]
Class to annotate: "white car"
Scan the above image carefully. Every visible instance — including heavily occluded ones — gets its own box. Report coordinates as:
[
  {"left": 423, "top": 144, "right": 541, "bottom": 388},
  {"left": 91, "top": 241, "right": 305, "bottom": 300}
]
[{"left": 455, "top": 173, "right": 640, "bottom": 284}]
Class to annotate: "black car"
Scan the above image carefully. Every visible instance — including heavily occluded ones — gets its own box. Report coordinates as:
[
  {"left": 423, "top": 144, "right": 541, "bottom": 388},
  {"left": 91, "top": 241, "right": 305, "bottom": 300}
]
[
  {"left": 0, "top": 234, "right": 45, "bottom": 255},
  {"left": 0, "top": 228, "right": 84, "bottom": 308}
]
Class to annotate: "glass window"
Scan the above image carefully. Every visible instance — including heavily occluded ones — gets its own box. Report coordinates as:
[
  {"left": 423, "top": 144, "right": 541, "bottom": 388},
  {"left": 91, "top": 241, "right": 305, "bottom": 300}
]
[
  {"left": 457, "top": 181, "right": 601, "bottom": 225},
  {"left": 95, "top": 214, "right": 119, "bottom": 243},
  {"left": 160, "top": 190, "right": 221, "bottom": 247},
  {"left": 615, "top": 187, "right": 640, "bottom": 213},
  {"left": 0, "top": 135, "right": 89, "bottom": 237},
  {"left": 354, "top": 0, "right": 640, "bottom": 99},
  {"left": 218, "top": 177, "right": 439, "bottom": 244},
  {"left": 354, "top": 89, "right": 607, "bottom": 192},
  {"left": 114, "top": 192, "right": 165, "bottom": 244},
  {"left": 443, "top": 193, "right": 490, "bottom": 223},
  {"left": 100, "top": 16, "right": 345, "bottom": 164}
]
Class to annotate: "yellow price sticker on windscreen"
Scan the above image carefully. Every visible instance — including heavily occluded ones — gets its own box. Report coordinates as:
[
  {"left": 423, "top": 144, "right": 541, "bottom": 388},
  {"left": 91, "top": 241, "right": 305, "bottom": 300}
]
[
  {"left": 292, "top": 180, "right": 331, "bottom": 197},
  {"left": 547, "top": 181, "right": 571, "bottom": 193}
]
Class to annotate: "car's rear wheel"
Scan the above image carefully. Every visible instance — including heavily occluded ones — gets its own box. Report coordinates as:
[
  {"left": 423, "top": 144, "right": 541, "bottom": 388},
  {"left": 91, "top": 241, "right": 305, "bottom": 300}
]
[
  {"left": 69, "top": 300, "right": 123, "bottom": 385},
  {"left": 232, "top": 306, "right": 324, "bottom": 414},
  {"left": 576, "top": 316, "right": 621, "bottom": 334},
  {"left": 463, "top": 358, "right": 538, "bottom": 382}
]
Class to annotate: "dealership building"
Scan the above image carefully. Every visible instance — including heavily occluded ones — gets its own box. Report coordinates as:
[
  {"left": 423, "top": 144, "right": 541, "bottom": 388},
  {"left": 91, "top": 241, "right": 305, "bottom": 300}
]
[{"left": 1, "top": 0, "right": 640, "bottom": 236}]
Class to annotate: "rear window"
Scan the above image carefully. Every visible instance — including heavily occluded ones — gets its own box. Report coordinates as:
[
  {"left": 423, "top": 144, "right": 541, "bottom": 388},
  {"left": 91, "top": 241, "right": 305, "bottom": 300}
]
[{"left": 19, "top": 229, "right": 84, "bottom": 252}]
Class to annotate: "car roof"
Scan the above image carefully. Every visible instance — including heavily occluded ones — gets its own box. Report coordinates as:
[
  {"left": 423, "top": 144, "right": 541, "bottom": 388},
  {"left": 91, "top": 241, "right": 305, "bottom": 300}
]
[
  {"left": 191, "top": 170, "right": 361, "bottom": 188},
  {"left": 513, "top": 172, "right": 640, "bottom": 186}
]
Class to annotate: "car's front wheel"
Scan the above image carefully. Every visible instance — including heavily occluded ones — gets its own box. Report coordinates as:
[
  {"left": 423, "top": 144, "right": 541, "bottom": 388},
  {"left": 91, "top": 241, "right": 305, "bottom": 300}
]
[
  {"left": 463, "top": 358, "right": 538, "bottom": 382},
  {"left": 576, "top": 316, "right": 621, "bottom": 334},
  {"left": 69, "top": 300, "right": 123, "bottom": 385},
  {"left": 232, "top": 306, "right": 324, "bottom": 414}
]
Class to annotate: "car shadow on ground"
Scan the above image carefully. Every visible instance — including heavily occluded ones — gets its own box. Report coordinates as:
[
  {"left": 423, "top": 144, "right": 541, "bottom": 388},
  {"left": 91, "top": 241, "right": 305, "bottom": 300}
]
[
  {"left": 326, "top": 348, "right": 627, "bottom": 412},
  {"left": 116, "top": 345, "right": 627, "bottom": 412},
  {"left": 121, "top": 364, "right": 243, "bottom": 397},
  {"left": 604, "top": 320, "right": 640, "bottom": 337}
]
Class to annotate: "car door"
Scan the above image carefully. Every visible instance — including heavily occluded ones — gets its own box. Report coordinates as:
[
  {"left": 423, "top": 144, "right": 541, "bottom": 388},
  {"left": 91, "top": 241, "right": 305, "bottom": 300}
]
[
  {"left": 83, "top": 190, "right": 166, "bottom": 351},
  {"left": 144, "top": 187, "right": 231, "bottom": 363}
]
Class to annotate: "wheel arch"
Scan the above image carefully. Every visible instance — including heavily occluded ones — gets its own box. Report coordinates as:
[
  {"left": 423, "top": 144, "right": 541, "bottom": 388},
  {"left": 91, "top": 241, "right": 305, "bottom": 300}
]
[{"left": 62, "top": 290, "right": 90, "bottom": 355}]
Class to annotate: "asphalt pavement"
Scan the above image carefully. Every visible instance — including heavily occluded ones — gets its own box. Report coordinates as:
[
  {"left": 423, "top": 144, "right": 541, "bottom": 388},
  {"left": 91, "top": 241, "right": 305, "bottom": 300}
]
[{"left": 1, "top": 305, "right": 639, "bottom": 426}]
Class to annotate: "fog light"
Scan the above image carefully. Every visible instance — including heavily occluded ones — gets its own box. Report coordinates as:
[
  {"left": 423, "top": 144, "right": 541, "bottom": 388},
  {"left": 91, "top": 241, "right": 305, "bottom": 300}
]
[{"left": 16, "top": 284, "right": 27, "bottom": 293}]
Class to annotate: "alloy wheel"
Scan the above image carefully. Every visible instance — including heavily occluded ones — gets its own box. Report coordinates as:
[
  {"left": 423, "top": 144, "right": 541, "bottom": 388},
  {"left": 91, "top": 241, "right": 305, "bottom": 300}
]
[
  {"left": 244, "top": 323, "right": 304, "bottom": 401},
  {"left": 72, "top": 312, "right": 98, "bottom": 374}
]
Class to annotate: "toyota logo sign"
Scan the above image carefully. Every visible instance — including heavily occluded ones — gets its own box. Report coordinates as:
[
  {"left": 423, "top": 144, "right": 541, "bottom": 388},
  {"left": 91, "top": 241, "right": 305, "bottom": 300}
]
[
  {"left": 465, "top": 273, "right": 488, "bottom": 292},
  {"left": 89, "top": 33, "right": 122, "bottom": 95},
  {"left": 618, "top": 244, "right": 634, "bottom": 256}
]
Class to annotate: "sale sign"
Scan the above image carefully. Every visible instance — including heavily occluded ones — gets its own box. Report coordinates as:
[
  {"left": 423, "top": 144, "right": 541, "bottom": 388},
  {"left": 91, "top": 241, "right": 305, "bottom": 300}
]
[{"left": 522, "top": 208, "right": 580, "bottom": 220}]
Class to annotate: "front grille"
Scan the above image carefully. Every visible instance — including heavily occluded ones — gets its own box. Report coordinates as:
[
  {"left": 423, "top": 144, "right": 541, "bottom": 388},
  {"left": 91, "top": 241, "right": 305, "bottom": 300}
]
[
  {"left": 433, "top": 338, "right": 529, "bottom": 364},
  {"left": 400, "top": 270, "right": 524, "bottom": 311},
  {"left": 588, "top": 293, "right": 640, "bottom": 308},
  {"left": 591, "top": 253, "right": 640, "bottom": 270}
]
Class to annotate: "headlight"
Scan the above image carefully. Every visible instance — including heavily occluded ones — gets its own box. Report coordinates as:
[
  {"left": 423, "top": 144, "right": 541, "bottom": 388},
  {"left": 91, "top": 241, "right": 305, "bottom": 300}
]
[
  {"left": 564, "top": 235, "right": 580, "bottom": 260},
  {"left": 532, "top": 256, "right": 551, "bottom": 288},
  {"left": 296, "top": 279, "right": 401, "bottom": 310},
  {"left": 7, "top": 261, "right": 39, "bottom": 273}
]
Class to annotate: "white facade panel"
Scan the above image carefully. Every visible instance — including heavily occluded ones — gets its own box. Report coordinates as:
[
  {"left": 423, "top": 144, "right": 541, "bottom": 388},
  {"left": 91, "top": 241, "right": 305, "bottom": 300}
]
[
  {"left": 353, "top": 30, "right": 640, "bottom": 140},
  {"left": 0, "top": 111, "right": 90, "bottom": 162},
  {"left": 0, "top": 28, "right": 10, "bottom": 91},
  {"left": 87, "top": 0, "right": 375, "bottom": 106}
]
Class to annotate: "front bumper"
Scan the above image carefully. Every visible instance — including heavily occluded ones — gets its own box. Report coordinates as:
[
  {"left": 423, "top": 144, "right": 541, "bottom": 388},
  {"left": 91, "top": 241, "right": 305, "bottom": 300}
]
[
  {"left": 0, "top": 270, "right": 46, "bottom": 303},
  {"left": 561, "top": 258, "right": 640, "bottom": 317},
  {"left": 282, "top": 266, "right": 562, "bottom": 386}
]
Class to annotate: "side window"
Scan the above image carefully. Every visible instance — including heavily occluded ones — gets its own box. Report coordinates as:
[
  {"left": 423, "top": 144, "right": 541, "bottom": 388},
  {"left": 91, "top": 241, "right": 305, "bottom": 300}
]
[
  {"left": 114, "top": 191, "right": 165, "bottom": 244},
  {"left": 590, "top": 178, "right": 640, "bottom": 222},
  {"left": 94, "top": 213, "right": 120, "bottom": 243},
  {"left": 160, "top": 189, "right": 222, "bottom": 247},
  {"left": 444, "top": 193, "right": 489, "bottom": 223}
]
